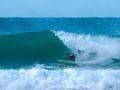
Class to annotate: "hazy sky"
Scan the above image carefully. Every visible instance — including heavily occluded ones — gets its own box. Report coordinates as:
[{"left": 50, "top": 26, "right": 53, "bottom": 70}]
[{"left": 0, "top": 0, "right": 120, "bottom": 17}]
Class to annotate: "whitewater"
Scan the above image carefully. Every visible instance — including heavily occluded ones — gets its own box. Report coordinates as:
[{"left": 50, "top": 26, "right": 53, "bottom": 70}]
[
  {"left": 54, "top": 31, "right": 120, "bottom": 66},
  {"left": 1, "top": 67, "right": 120, "bottom": 90}
]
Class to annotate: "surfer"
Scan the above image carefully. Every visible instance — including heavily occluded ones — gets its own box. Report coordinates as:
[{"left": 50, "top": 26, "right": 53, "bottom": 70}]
[{"left": 67, "top": 53, "right": 75, "bottom": 61}]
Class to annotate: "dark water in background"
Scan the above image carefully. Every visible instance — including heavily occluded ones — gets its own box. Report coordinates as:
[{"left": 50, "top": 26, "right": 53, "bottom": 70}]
[
  {"left": 0, "top": 18, "right": 120, "bottom": 90},
  {"left": 1, "top": 18, "right": 120, "bottom": 35}
]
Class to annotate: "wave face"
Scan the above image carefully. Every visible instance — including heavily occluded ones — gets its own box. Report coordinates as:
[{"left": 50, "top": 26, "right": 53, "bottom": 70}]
[{"left": 0, "top": 31, "right": 69, "bottom": 67}]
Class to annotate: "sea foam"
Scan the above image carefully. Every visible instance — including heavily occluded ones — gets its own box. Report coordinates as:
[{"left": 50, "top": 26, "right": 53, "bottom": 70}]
[{"left": 0, "top": 65, "right": 120, "bottom": 90}]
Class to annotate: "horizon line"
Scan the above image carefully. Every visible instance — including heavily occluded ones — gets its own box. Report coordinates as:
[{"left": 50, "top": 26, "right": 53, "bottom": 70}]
[{"left": 0, "top": 17, "right": 120, "bottom": 18}]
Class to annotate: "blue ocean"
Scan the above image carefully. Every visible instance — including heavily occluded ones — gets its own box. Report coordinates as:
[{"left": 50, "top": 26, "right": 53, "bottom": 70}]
[{"left": 0, "top": 18, "right": 120, "bottom": 90}]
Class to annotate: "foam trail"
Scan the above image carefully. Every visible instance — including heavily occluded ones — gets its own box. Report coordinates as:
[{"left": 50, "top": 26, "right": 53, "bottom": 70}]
[
  {"left": 53, "top": 31, "right": 120, "bottom": 64},
  {"left": 0, "top": 65, "right": 120, "bottom": 90}
]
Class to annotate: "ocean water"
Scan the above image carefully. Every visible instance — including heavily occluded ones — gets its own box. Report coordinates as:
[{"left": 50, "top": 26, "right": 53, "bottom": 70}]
[{"left": 0, "top": 18, "right": 120, "bottom": 90}]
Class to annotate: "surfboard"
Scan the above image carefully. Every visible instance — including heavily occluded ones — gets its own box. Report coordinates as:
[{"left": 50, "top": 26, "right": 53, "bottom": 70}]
[{"left": 57, "top": 59, "right": 76, "bottom": 65}]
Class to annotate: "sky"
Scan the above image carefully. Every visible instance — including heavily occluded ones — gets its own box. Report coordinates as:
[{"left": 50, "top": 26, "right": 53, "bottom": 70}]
[{"left": 0, "top": 0, "right": 120, "bottom": 17}]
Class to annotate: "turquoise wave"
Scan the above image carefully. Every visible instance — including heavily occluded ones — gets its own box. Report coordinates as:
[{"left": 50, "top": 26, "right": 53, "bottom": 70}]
[{"left": 0, "top": 31, "right": 70, "bottom": 68}]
